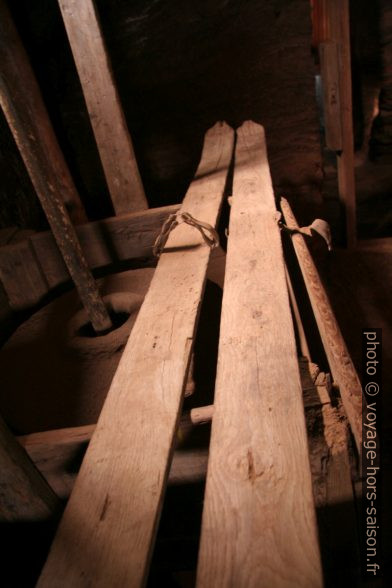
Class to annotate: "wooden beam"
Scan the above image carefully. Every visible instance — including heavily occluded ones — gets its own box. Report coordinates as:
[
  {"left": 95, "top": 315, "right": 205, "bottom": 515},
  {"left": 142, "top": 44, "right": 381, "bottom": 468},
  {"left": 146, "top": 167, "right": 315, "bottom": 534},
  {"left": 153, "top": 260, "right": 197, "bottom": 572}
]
[
  {"left": 0, "top": 0, "right": 86, "bottom": 225},
  {"left": 280, "top": 197, "right": 363, "bottom": 453},
  {"left": 18, "top": 410, "right": 212, "bottom": 500},
  {"left": 322, "top": 0, "right": 356, "bottom": 247},
  {"left": 0, "top": 414, "right": 59, "bottom": 522},
  {"left": 0, "top": 204, "right": 179, "bottom": 311},
  {"left": 58, "top": 0, "right": 148, "bottom": 214},
  {"left": 17, "top": 359, "right": 331, "bottom": 500},
  {"left": 335, "top": 0, "right": 356, "bottom": 248},
  {"left": 196, "top": 122, "right": 322, "bottom": 588},
  {"left": 38, "top": 122, "right": 234, "bottom": 588},
  {"left": 0, "top": 0, "right": 113, "bottom": 334},
  {"left": 319, "top": 40, "right": 342, "bottom": 151}
]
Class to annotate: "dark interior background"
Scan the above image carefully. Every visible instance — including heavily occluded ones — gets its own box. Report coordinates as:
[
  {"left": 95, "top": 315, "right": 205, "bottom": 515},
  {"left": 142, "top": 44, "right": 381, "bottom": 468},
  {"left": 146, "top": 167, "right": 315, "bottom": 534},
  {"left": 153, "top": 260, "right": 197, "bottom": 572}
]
[
  {"left": 2, "top": 0, "right": 391, "bottom": 238},
  {"left": 1, "top": 0, "right": 324, "bottom": 229}
]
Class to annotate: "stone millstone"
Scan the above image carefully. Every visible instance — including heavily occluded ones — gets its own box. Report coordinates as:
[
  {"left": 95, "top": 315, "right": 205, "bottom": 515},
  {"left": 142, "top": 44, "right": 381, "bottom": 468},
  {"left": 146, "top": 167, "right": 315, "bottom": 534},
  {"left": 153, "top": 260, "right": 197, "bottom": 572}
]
[{"left": 0, "top": 269, "right": 154, "bottom": 434}]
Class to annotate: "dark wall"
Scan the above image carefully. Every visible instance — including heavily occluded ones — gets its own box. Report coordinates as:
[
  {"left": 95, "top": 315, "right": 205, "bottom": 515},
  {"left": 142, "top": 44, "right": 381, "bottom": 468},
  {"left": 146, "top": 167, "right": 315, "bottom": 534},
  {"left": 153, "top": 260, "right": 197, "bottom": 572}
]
[{"left": 1, "top": 0, "right": 322, "bottom": 229}]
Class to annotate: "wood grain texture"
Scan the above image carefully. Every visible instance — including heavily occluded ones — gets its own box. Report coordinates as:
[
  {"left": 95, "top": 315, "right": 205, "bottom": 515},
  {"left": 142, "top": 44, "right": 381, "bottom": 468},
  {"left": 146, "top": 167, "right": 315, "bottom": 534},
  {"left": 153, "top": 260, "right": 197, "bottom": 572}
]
[
  {"left": 58, "top": 0, "right": 147, "bottom": 214},
  {"left": 37, "top": 122, "right": 234, "bottom": 588},
  {"left": 325, "top": 0, "right": 356, "bottom": 247},
  {"left": 0, "top": 414, "right": 59, "bottom": 522},
  {"left": 280, "top": 197, "right": 363, "bottom": 453},
  {"left": 0, "top": 204, "right": 179, "bottom": 310},
  {"left": 0, "top": 0, "right": 113, "bottom": 333},
  {"left": 319, "top": 40, "right": 342, "bottom": 151},
  {"left": 0, "top": 0, "right": 86, "bottom": 225},
  {"left": 18, "top": 420, "right": 210, "bottom": 500},
  {"left": 196, "top": 122, "right": 322, "bottom": 588}
]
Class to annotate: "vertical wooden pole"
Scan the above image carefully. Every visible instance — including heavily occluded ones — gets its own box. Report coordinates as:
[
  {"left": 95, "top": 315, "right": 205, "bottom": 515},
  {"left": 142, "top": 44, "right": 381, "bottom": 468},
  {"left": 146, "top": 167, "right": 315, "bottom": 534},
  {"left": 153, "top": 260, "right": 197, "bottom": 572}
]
[
  {"left": 317, "top": 0, "right": 356, "bottom": 247},
  {"left": 58, "top": 0, "right": 148, "bottom": 215},
  {"left": 334, "top": 0, "right": 356, "bottom": 248},
  {"left": 0, "top": 2, "right": 86, "bottom": 225},
  {"left": 0, "top": 0, "right": 112, "bottom": 334}
]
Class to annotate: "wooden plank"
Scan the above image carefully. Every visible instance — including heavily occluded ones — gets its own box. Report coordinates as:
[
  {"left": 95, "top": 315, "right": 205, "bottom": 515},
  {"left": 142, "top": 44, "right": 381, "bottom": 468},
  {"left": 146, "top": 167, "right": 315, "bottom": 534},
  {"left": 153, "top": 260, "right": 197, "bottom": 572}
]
[
  {"left": 17, "top": 359, "right": 327, "bottom": 501},
  {"left": 0, "top": 204, "right": 179, "bottom": 310},
  {"left": 18, "top": 413, "right": 211, "bottom": 499},
  {"left": 280, "top": 197, "right": 363, "bottom": 452},
  {"left": 324, "top": 0, "right": 356, "bottom": 247},
  {"left": 336, "top": 0, "right": 356, "bottom": 248},
  {"left": 196, "top": 122, "right": 322, "bottom": 588},
  {"left": 58, "top": 0, "right": 147, "bottom": 214},
  {"left": 0, "top": 414, "right": 59, "bottom": 522},
  {"left": 38, "top": 122, "right": 234, "bottom": 588},
  {"left": 0, "top": 0, "right": 86, "bottom": 225},
  {"left": 319, "top": 40, "right": 342, "bottom": 151}
]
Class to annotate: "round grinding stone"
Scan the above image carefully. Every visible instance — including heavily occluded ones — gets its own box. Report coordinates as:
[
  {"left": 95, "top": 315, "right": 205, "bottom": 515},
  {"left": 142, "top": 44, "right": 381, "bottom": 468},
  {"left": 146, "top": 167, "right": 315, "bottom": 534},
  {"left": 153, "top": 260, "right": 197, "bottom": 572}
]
[{"left": 0, "top": 268, "right": 154, "bottom": 434}]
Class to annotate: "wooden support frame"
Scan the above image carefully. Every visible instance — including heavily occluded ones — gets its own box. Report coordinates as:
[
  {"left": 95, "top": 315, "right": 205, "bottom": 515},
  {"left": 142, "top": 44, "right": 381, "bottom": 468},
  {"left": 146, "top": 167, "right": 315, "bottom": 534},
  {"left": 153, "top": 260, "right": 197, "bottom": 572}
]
[
  {"left": 315, "top": 0, "right": 356, "bottom": 247},
  {"left": 58, "top": 0, "right": 148, "bottom": 214},
  {"left": 17, "top": 360, "right": 332, "bottom": 501},
  {"left": 0, "top": 204, "right": 179, "bottom": 311},
  {"left": 196, "top": 122, "right": 322, "bottom": 587},
  {"left": 319, "top": 40, "right": 342, "bottom": 151},
  {"left": 17, "top": 408, "right": 213, "bottom": 500},
  {"left": 0, "top": 0, "right": 86, "bottom": 225},
  {"left": 0, "top": 0, "right": 114, "bottom": 334},
  {"left": 38, "top": 122, "right": 235, "bottom": 588}
]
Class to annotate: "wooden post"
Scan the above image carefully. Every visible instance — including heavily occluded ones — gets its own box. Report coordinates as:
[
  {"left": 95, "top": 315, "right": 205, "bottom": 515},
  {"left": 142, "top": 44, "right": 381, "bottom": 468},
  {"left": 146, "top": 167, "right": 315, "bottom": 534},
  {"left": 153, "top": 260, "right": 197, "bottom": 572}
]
[
  {"left": 280, "top": 197, "right": 363, "bottom": 452},
  {"left": 317, "top": 0, "right": 356, "bottom": 247},
  {"left": 334, "top": 0, "right": 356, "bottom": 248},
  {"left": 0, "top": 0, "right": 112, "bottom": 334},
  {"left": 0, "top": 1, "right": 86, "bottom": 225},
  {"left": 319, "top": 40, "right": 342, "bottom": 151},
  {"left": 0, "top": 414, "right": 59, "bottom": 522},
  {"left": 197, "top": 123, "right": 322, "bottom": 588},
  {"left": 58, "top": 0, "right": 148, "bottom": 215},
  {"left": 37, "top": 123, "right": 234, "bottom": 588}
]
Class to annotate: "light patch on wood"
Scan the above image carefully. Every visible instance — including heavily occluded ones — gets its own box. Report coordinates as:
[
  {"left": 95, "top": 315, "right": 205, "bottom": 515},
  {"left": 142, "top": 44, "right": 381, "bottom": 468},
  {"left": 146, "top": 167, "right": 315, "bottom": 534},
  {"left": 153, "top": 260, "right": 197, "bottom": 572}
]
[{"left": 196, "top": 121, "right": 322, "bottom": 588}]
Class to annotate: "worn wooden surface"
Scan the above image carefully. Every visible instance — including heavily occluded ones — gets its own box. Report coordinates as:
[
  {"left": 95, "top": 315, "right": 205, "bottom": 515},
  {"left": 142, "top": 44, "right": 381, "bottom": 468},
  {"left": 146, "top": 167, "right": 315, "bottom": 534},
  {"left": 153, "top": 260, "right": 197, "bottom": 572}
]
[
  {"left": 17, "top": 358, "right": 330, "bottom": 501},
  {"left": 335, "top": 0, "right": 356, "bottom": 248},
  {"left": 0, "top": 414, "right": 59, "bottom": 522},
  {"left": 281, "top": 197, "right": 363, "bottom": 452},
  {"left": 0, "top": 0, "right": 86, "bottom": 225},
  {"left": 319, "top": 40, "right": 342, "bottom": 151},
  {"left": 0, "top": 204, "right": 179, "bottom": 311},
  {"left": 196, "top": 122, "right": 322, "bottom": 588},
  {"left": 18, "top": 415, "right": 211, "bottom": 499},
  {"left": 38, "top": 122, "right": 234, "bottom": 588},
  {"left": 58, "top": 0, "right": 147, "bottom": 214},
  {"left": 325, "top": 0, "right": 356, "bottom": 247},
  {"left": 0, "top": 0, "right": 113, "bottom": 333}
]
